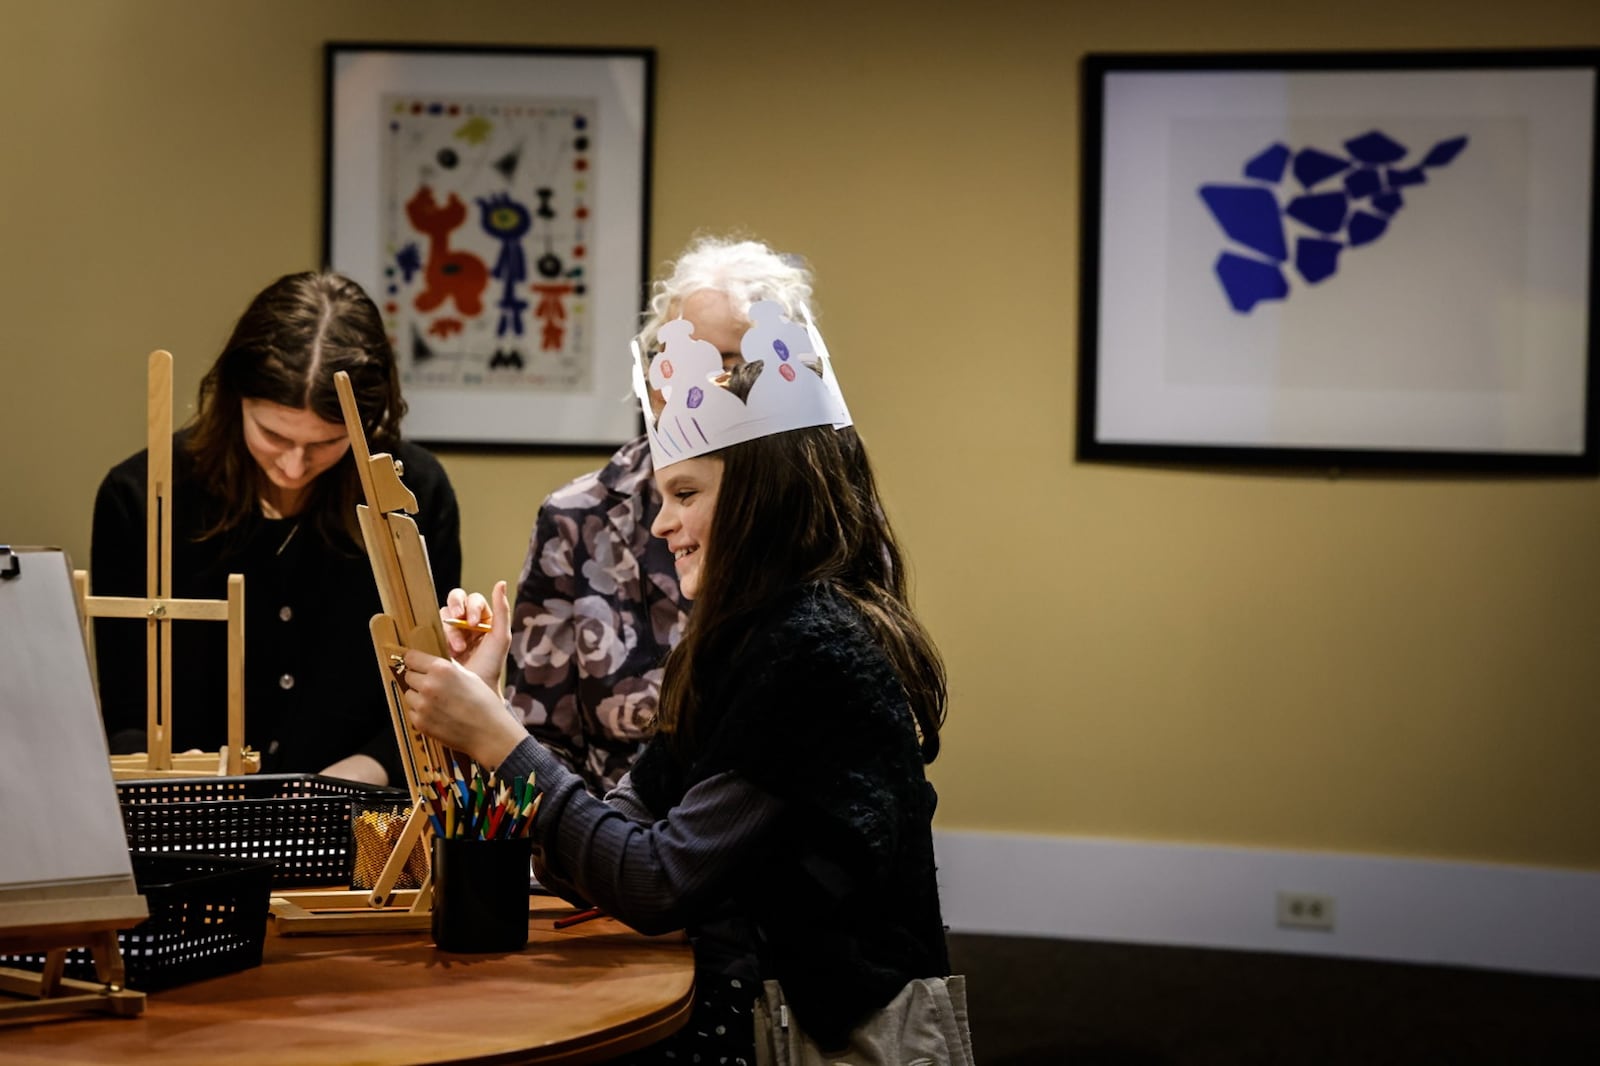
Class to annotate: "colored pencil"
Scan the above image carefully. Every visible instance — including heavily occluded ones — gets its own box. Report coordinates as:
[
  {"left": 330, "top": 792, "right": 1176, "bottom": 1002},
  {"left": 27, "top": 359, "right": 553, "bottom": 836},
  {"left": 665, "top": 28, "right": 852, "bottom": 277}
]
[{"left": 431, "top": 761, "right": 538, "bottom": 840}]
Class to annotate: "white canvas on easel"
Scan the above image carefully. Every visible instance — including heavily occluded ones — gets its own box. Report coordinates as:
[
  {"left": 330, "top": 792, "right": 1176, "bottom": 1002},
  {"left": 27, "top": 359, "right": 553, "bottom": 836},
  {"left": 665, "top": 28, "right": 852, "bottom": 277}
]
[{"left": 0, "top": 547, "right": 146, "bottom": 1021}]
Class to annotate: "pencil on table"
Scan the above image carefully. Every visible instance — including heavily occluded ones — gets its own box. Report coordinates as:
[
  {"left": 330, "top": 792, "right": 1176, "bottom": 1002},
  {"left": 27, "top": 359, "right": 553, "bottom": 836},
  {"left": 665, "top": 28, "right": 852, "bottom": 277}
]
[{"left": 554, "top": 906, "right": 604, "bottom": 929}]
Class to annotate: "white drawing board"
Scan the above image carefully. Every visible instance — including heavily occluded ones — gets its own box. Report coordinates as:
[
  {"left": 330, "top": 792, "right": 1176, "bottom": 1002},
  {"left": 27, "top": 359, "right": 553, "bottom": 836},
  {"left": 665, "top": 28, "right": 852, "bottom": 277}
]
[{"left": 0, "top": 548, "right": 135, "bottom": 898}]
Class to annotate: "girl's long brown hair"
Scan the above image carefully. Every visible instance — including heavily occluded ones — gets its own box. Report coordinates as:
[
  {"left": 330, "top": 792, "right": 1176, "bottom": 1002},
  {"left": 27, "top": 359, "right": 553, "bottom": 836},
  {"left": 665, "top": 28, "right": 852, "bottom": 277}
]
[
  {"left": 655, "top": 365, "right": 946, "bottom": 762},
  {"left": 185, "top": 271, "right": 405, "bottom": 548}
]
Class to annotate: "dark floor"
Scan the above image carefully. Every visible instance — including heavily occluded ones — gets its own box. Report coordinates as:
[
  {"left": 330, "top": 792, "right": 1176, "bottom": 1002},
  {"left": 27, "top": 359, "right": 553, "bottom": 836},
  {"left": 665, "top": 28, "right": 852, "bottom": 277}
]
[{"left": 947, "top": 933, "right": 1600, "bottom": 1065}]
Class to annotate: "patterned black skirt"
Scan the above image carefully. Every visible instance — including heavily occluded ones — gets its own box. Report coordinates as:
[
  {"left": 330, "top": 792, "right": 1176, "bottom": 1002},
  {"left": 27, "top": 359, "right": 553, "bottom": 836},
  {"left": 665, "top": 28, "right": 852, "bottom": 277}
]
[{"left": 608, "top": 971, "right": 757, "bottom": 1065}]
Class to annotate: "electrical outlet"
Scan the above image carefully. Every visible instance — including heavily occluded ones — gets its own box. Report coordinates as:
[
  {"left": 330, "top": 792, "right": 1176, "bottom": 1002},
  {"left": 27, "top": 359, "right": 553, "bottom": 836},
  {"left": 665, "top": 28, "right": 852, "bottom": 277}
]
[{"left": 1276, "top": 891, "right": 1335, "bottom": 931}]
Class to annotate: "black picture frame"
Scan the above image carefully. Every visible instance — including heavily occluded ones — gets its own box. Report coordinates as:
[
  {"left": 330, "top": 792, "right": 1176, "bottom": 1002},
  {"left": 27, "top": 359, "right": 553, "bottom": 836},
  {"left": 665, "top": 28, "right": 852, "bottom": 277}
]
[
  {"left": 1078, "top": 49, "right": 1600, "bottom": 473},
  {"left": 324, "top": 42, "right": 654, "bottom": 449}
]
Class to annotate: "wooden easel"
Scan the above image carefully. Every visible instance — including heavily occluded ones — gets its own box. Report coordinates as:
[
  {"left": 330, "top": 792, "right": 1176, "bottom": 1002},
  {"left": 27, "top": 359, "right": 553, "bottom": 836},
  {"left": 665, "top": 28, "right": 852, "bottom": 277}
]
[
  {"left": 0, "top": 902, "right": 148, "bottom": 1025},
  {"left": 269, "top": 371, "right": 449, "bottom": 933},
  {"left": 0, "top": 548, "right": 148, "bottom": 1024},
  {"left": 73, "top": 350, "right": 256, "bottom": 778}
]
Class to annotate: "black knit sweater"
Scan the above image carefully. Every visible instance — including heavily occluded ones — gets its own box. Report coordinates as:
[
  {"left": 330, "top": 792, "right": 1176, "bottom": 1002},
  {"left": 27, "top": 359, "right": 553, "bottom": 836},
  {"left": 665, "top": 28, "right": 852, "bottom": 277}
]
[{"left": 627, "top": 583, "right": 950, "bottom": 1048}]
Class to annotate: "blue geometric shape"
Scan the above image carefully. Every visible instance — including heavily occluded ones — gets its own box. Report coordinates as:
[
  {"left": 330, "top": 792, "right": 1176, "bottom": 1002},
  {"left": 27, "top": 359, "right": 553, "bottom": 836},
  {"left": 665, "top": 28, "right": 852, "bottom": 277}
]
[
  {"left": 1200, "top": 185, "right": 1288, "bottom": 262},
  {"left": 1244, "top": 143, "right": 1291, "bottom": 182},
  {"left": 1285, "top": 191, "right": 1349, "bottom": 235},
  {"left": 1372, "top": 191, "right": 1404, "bottom": 214},
  {"left": 1295, "top": 238, "right": 1342, "bottom": 284},
  {"left": 1348, "top": 212, "right": 1388, "bottom": 247},
  {"left": 1345, "top": 130, "right": 1408, "bottom": 165},
  {"left": 1293, "top": 148, "right": 1350, "bottom": 189},
  {"left": 1215, "top": 252, "right": 1289, "bottom": 313},
  {"left": 396, "top": 243, "right": 422, "bottom": 284},
  {"left": 1422, "top": 135, "right": 1468, "bottom": 168},
  {"left": 1344, "top": 167, "right": 1382, "bottom": 200},
  {"left": 1201, "top": 129, "right": 1468, "bottom": 313}
]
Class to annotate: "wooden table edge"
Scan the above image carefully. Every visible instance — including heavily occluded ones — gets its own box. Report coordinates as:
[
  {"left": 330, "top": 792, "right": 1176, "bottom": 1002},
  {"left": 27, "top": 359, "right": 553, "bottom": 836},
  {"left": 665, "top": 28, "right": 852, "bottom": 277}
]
[{"left": 497, "top": 980, "right": 696, "bottom": 1066}]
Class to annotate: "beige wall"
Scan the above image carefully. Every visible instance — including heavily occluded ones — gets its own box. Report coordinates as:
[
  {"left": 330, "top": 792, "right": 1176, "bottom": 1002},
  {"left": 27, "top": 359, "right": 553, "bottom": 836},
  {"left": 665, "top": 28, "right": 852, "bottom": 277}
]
[{"left": 5, "top": 0, "right": 1599, "bottom": 870}]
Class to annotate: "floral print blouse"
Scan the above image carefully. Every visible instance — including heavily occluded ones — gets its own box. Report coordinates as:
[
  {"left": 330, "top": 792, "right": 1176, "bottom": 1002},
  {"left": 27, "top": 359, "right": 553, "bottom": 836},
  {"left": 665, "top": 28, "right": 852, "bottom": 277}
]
[{"left": 505, "top": 436, "right": 689, "bottom": 793}]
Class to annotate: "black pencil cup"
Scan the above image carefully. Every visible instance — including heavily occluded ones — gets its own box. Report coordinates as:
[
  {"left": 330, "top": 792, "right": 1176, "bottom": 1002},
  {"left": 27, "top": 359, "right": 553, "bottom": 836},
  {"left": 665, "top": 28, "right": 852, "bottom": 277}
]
[{"left": 431, "top": 835, "right": 534, "bottom": 953}]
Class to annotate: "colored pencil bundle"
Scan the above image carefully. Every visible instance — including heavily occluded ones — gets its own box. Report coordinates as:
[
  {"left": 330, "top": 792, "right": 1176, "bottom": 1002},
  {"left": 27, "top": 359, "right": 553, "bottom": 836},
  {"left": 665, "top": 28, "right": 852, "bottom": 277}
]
[{"left": 422, "top": 762, "right": 539, "bottom": 840}]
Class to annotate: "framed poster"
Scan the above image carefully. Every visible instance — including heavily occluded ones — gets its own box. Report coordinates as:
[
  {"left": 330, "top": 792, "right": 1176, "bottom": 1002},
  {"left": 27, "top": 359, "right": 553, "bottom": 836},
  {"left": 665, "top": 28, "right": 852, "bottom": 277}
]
[
  {"left": 325, "top": 43, "right": 653, "bottom": 448},
  {"left": 1078, "top": 50, "right": 1599, "bottom": 472}
]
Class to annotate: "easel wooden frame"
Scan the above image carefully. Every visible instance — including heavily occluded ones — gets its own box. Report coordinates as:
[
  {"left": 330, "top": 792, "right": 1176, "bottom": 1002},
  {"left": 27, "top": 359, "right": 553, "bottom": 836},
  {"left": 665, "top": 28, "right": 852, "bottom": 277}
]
[
  {"left": 0, "top": 903, "right": 147, "bottom": 1025},
  {"left": 269, "top": 371, "right": 450, "bottom": 933},
  {"left": 0, "top": 548, "right": 148, "bottom": 1024},
  {"left": 72, "top": 350, "right": 256, "bottom": 778}
]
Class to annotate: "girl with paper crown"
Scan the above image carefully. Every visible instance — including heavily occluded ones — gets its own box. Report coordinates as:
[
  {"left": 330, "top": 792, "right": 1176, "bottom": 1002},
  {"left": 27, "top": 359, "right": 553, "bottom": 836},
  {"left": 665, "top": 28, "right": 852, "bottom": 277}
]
[
  {"left": 502, "top": 236, "right": 817, "bottom": 797},
  {"left": 400, "top": 276, "right": 968, "bottom": 1064}
]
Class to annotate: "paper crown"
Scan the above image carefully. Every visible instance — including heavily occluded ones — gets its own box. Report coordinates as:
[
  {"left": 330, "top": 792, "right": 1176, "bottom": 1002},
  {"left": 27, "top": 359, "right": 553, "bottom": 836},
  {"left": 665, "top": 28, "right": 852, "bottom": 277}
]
[{"left": 631, "top": 300, "right": 853, "bottom": 469}]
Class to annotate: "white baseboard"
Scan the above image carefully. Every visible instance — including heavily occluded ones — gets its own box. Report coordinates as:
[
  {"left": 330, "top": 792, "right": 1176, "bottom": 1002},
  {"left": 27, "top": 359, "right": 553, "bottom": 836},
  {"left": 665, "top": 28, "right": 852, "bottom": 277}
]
[{"left": 933, "top": 830, "right": 1600, "bottom": 979}]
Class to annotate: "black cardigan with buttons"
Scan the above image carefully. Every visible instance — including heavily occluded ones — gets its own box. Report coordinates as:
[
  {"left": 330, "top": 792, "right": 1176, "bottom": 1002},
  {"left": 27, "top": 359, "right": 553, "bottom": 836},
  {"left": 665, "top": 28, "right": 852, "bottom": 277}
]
[{"left": 90, "top": 432, "right": 460, "bottom": 784}]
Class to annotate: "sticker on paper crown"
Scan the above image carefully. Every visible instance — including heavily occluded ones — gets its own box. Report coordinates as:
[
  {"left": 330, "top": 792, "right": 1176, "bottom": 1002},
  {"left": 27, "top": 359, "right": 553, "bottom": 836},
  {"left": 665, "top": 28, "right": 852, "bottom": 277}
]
[{"left": 633, "top": 300, "right": 852, "bottom": 469}]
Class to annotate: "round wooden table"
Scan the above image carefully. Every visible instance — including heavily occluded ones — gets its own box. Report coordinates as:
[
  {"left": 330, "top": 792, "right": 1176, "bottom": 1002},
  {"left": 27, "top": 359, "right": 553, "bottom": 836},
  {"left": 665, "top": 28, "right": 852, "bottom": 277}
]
[{"left": 0, "top": 899, "right": 695, "bottom": 1065}]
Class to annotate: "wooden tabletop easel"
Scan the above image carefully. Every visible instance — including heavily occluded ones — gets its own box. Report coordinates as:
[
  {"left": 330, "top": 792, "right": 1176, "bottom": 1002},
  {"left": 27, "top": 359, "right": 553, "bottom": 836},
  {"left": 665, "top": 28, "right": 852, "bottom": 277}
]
[
  {"left": 73, "top": 350, "right": 256, "bottom": 778},
  {"left": 269, "top": 370, "right": 452, "bottom": 933}
]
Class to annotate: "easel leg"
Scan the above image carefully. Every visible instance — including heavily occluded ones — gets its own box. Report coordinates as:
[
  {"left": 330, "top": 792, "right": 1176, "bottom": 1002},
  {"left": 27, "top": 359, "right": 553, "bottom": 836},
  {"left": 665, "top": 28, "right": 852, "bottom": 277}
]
[
  {"left": 39, "top": 950, "right": 65, "bottom": 998},
  {"left": 0, "top": 935, "right": 145, "bottom": 1023},
  {"left": 87, "top": 930, "right": 127, "bottom": 991},
  {"left": 368, "top": 798, "right": 431, "bottom": 907},
  {"left": 224, "top": 573, "right": 245, "bottom": 775}
]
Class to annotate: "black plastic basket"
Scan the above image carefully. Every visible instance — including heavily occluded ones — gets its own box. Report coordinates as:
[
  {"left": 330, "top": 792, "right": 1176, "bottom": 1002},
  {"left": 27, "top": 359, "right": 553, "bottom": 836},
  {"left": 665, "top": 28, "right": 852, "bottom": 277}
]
[
  {"left": 117, "top": 774, "right": 411, "bottom": 888},
  {"left": 0, "top": 854, "right": 275, "bottom": 992}
]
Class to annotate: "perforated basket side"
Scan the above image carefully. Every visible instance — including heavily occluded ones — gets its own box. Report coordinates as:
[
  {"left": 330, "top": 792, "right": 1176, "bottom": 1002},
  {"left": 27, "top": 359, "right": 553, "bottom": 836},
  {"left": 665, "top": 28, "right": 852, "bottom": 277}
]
[
  {"left": 119, "top": 855, "right": 275, "bottom": 990},
  {"left": 120, "top": 796, "right": 356, "bottom": 885},
  {"left": 116, "top": 774, "right": 411, "bottom": 887},
  {"left": 0, "top": 854, "right": 276, "bottom": 992}
]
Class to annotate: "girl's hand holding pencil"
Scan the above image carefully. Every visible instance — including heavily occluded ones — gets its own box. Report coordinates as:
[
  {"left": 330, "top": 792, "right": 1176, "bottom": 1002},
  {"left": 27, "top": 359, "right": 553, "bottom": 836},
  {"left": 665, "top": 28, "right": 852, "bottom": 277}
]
[
  {"left": 438, "top": 581, "right": 512, "bottom": 691},
  {"left": 403, "top": 581, "right": 523, "bottom": 772}
]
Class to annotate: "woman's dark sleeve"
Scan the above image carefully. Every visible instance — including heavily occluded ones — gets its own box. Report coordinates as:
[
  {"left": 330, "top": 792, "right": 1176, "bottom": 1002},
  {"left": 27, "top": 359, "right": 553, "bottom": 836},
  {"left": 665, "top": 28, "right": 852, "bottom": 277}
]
[
  {"left": 499, "top": 737, "right": 785, "bottom": 936},
  {"left": 90, "top": 467, "right": 149, "bottom": 752}
]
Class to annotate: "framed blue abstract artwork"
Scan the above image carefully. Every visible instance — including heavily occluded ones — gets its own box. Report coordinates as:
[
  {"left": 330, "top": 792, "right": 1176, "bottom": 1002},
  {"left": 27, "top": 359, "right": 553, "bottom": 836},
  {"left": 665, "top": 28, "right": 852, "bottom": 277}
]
[
  {"left": 1077, "top": 50, "right": 1600, "bottom": 472},
  {"left": 325, "top": 43, "right": 653, "bottom": 449}
]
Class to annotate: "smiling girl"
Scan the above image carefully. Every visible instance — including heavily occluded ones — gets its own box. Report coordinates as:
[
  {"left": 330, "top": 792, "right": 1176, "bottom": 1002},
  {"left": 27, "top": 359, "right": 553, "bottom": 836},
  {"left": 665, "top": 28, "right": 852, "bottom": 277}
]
[{"left": 399, "top": 300, "right": 965, "bottom": 1063}]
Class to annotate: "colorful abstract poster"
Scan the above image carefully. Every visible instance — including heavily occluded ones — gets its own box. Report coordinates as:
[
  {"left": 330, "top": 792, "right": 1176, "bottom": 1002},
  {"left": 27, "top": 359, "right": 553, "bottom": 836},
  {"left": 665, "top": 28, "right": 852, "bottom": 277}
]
[
  {"left": 326, "top": 47, "right": 651, "bottom": 447},
  {"left": 382, "top": 94, "right": 596, "bottom": 393}
]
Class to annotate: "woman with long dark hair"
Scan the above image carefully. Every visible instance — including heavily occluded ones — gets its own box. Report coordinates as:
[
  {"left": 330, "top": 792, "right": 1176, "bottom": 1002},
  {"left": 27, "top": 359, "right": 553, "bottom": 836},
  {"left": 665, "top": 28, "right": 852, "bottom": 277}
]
[{"left": 92, "top": 271, "right": 461, "bottom": 784}]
